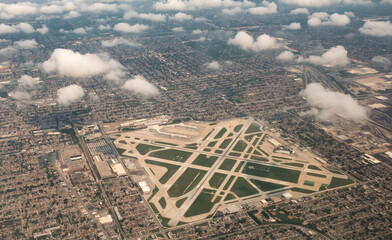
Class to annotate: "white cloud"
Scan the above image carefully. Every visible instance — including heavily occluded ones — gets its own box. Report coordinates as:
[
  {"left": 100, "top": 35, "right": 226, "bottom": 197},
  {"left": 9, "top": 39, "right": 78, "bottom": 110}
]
[
  {"left": 248, "top": 1, "right": 277, "bottom": 15},
  {"left": 172, "top": 27, "right": 185, "bottom": 32},
  {"left": 102, "top": 38, "right": 140, "bottom": 47},
  {"left": 124, "top": 11, "right": 167, "bottom": 22},
  {"left": 122, "top": 75, "right": 159, "bottom": 97},
  {"left": 42, "top": 49, "right": 125, "bottom": 81},
  {"left": 155, "top": 0, "right": 256, "bottom": 11},
  {"left": 371, "top": 56, "right": 391, "bottom": 65},
  {"left": 0, "top": 46, "right": 17, "bottom": 55},
  {"left": 308, "top": 12, "right": 351, "bottom": 27},
  {"left": 303, "top": 45, "right": 349, "bottom": 67},
  {"left": 10, "top": 90, "right": 31, "bottom": 101},
  {"left": 277, "top": 51, "right": 295, "bottom": 61},
  {"left": 282, "top": 22, "right": 301, "bottom": 30},
  {"left": 40, "top": 5, "right": 64, "bottom": 14},
  {"left": 359, "top": 21, "right": 392, "bottom": 37},
  {"left": 228, "top": 31, "right": 280, "bottom": 52},
  {"left": 0, "top": 23, "right": 35, "bottom": 34},
  {"left": 192, "top": 29, "right": 207, "bottom": 35},
  {"left": 206, "top": 61, "right": 221, "bottom": 70},
  {"left": 57, "top": 84, "right": 85, "bottom": 106},
  {"left": 281, "top": 0, "right": 372, "bottom": 7},
  {"left": 289, "top": 8, "right": 309, "bottom": 14},
  {"left": 37, "top": 25, "right": 49, "bottom": 35},
  {"left": 0, "top": 2, "right": 37, "bottom": 19},
  {"left": 222, "top": 7, "right": 244, "bottom": 15},
  {"left": 80, "top": 3, "right": 119, "bottom": 13},
  {"left": 113, "top": 23, "right": 149, "bottom": 33},
  {"left": 64, "top": 11, "right": 81, "bottom": 19},
  {"left": 18, "top": 75, "right": 39, "bottom": 88},
  {"left": 381, "top": 0, "right": 392, "bottom": 4},
  {"left": 14, "top": 39, "right": 38, "bottom": 49},
  {"left": 169, "top": 12, "right": 193, "bottom": 21},
  {"left": 98, "top": 24, "right": 111, "bottom": 30},
  {"left": 300, "top": 83, "right": 368, "bottom": 121}
]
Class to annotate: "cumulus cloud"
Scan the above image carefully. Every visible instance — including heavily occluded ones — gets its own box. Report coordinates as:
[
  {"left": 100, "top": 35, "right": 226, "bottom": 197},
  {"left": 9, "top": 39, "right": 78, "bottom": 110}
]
[
  {"left": 42, "top": 49, "right": 125, "bottom": 81},
  {"left": 0, "top": 23, "right": 35, "bottom": 34},
  {"left": 122, "top": 75, "right": 159, "bottom": 97},
  {"left": 14, "top": 39, "right": 38, "bottom": 49},
  {"left": 289, "top": 8, "right": 309, "bottom": 14},
  {"left": 359, "top": 21, "right": 392, "bottom": 37},
  {"left": 10, "top": 90, "right": 31, "bottom": 101},
  {"left": 0, "top": 46, "right": 16, "bottom": 55},
  {"left": 98, "top": 24, "right": 111, "bottom": 30},
  {"left": 18, "top": 75, "right": 39, "bottom": 88},
  {"left": 222, "top": 7, "right": 244, "bottom": 15},
  {"left": 371, "top": 56, "right": 391, "bottom": 66},
  {"left": 277, "top": 51, "right": 296, "bottom": 61},
  {"left": 228, "top": 31, "right": 280, "bottom": 52},
  {"left": 80, "top": 3, "right": 119, "bottom": 13},
  {"left": 73, "top": 27, "right": 87, "bottom": 34},
  {"left": 248, "top": 1, "right": 277, "bottom": 15},
  {"left": 206, "top": 61, "right": 221, "bottom": 70},
  {"left": 308, "top": 12, "right": 351, "bottom": 27},
  {"left": 192, "top": 29, "right": 207, "bottom": 35},
  {"left": 37, "top": 25, "right": 49, "bottom": 35},
  {"left": 0, "top": 2, "right": 37, "bottom": 19},
  {"left": 280, "top": 0, "right": 370, "bottom": 7},
  {"left": 40, "top": 4, "right": 64, "bottom": 14},
  {"left": 57, "top": 84, "right": 85, "bottom": 106},
  {"left": 303, "top": 45, "right": 349, "bottom": 67},
  {"left": 169, "top": 12, "right": 193, "bottom": 21},
  {"left": 300, "top": 83, "right": 367, "bottom": 121},
  {"left": 155, "top": 0, "right": 256, "bottom": 11},
  {"left": 381, "top": 0, "right": 392, "bottom": 4},
  {"left": 64, "top": 11, "right": 81, "bottom": 19},
  {"left": 113, "top": 23, "right": 149, "bottom": 33},
  {"left": 172, "top": 27, "right": 185, "bottom": 32},
  {"left": 102, "top": 37, "right": 140, "bottom": 47},
  {"left": 282, "top": 22, "right": 301, "bottom": 30},
  {"left": 124, "top": 11, "right": 167, "bottom": 22}
]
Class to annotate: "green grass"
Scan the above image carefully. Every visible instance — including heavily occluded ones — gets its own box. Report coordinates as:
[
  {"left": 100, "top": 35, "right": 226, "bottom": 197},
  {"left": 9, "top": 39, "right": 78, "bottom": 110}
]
[
  {"left": 304, "top": 180, "right": 314, "bottom": 186},
  {"left": 242, "top": 163, "right": 301, "bottom": 183},
  {"left": 119, "top": 140, "right": 127, "bottom": 144},
  {"left": 176, "top": 198, "right": 187, "bottom": 208},
  {"left": 306, "top": 172, "right": 326, "bottom": 178},
  {"left": 245, "top": 123, "right": 261, "bottom": 134},
  {"left": 252, "top": 138, "right": 260, "bottom": 146},
  {"left": 282, "top": 162, "right": 304, "bottom": 168},
  {"left": 192, "top": 154, "right": 218, "bottom": 167},
  {"left": 229, "top": 152, "right": 241, "bottom": 157},
  {"left": 232, "top": 140, "right": 248, "bottom": 152},
  {"left": 149, "top": 149, "right": 192, "bottom": 162},
  {"left": 145, "top": 159, "right": 180, "bottom": 184},
  {"left": 214, "top": 128, "right": 227, "bottom": 139},
  {"left": 159, "top": 197, "right": 167, "bottom": 209},
  {"left": 234, "top": 161, "right": 244, "bottom": 172},
  {"left": 250, "top": 179, "right": 287, "bottom": 192},
  {"left": 328, "top": 177, "right": 354, "bottom": 188},
  {"left": 219, "top": 139, "right": 232, "bottom": 149},
  {"left": 290, "top": 188, "right": 315, "bottom": 194},
  {"left": 208, "top": 141, "right": 218, "bottom": 147},
  {"left": 117, "top": 148, "right": 127, "bottom": 155},
  {"left": 219, "top": 158, "right": 237, "bottom": 171},
  {"left": 272, "top": 156, "right": 291, "bottom": 160},
  {"left": 234, "top": 124, "right": 243, "bottom": 132},
  {"left": 215, "top": 150, "right": 223, "bottom": 154},
  {"left": 136, "top": 143, "right": 163, "bottom": 155},
  {"left": 209, "top": 173, "right": 227, "bottom": 188},
  {"left": 250, "top": 155, "right": 269, "bottom": 162},
  {"left": 308, "top": 165, "right": 322, "bottom": 171},
  {"left": 224, "top": 193, "right": 236, "bottom": 201},
  {"left": 168, "top": 168, "right": 207, "bottom": 197},
  {"left": 184, "top": 189, "right": 221, "bottom": 217},
  {"left": 223, "top": 176, "right": 235, "bottom": 190},
  {"left": 230, "top": 177, "right": 259, "bottom": 197},
  {"left": 150, "top": 202, "right": 159, "bottom": 214},
  {"left": 257, "top": 147, "right": 269, "bottom": 156},
  {"left": 203, "top": 129, "right": 214, "bottom": 140}
]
